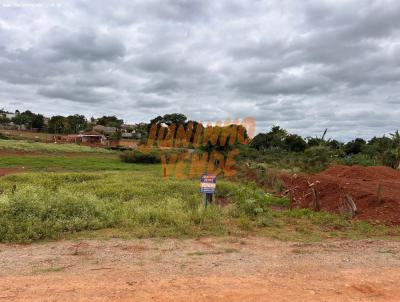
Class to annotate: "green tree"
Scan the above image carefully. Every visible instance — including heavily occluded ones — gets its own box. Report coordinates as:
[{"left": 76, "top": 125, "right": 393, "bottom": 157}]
[
  {"left": 265, "top": 126, "right": 288, "bottom": 149},
  {"left": 327, "top": 139, "right": 343, "bottom": 151},
  {"left": 0, "top": 116, "right": 10, "bottom": 125},
  {"left": 48, "top": 116, "right": 67, "bottom": 134},
  {"left": 363, "top": 136, "right": 393, "bottom": 158},
  {"left": 12, "top": 110, "right": 44, "bottom": 130},
  {"left": 390, "top": 130, "right": 400, "bottom": 147},
  {"left": 31, "top": 114, "right": 44, "bottom": 129},
  {"left": 149, "top": 113, "right": 187, "bottom": 129},
  {"left": 161, "top": 113, "right": 187, "bottom": 126},
  {"left": 284, "top": 134, "right": 306, "bottom": 152},
  {"left": 250, "top": 126, "right": 291, "bottom": 150},
  {"left": 12, "top": 112, "right": 32, "bottom": 126},
  {"left": 250, "top": 133, "right": 267, "bottom": 150},
  {"left": 66, "top": 115, "right": 88, "bottom": 133},
  {"left": 389, "top": 130, "right": 400, "bottom": 169},
  {"left": 344, "top": 138, "right": 366, "bottom": 155},
  {"left": 97, "top": 116, "right": 123, "bottom": 128}
]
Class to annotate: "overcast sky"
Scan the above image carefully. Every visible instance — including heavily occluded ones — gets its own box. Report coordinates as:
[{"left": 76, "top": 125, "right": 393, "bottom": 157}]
[{"left": 0, "top": 0, "right": 399, "bottom": 140}]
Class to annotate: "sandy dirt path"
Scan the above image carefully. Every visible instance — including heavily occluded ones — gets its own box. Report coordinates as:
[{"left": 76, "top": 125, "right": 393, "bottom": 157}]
[{"left": 1, "top": 237, "right": 400, "bottom": 301}]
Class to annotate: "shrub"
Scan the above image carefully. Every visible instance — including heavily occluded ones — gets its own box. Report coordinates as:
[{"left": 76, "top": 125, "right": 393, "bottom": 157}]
[
  {"left": 382, "top": 149, "right": 400, "bottom": 169},
  {"left": 337, "top": 153, "right": 379, "bottom": 166},
  {"left": 119, "top": 149, "right": 161, "bottom": 163},
  {"left": 215, "top": 181, "right": 238, "bottom": 198},
  {"left": 230, "top": 186, "right": 270, "bottom": 218},
  {"left": 0, "top": 186, "right": 110, "bottom": 242},
  {"left": 0, "top": 132, "right": 9, "bottom": 140},
  {"left": 302, "top": 146, "right": 332, "bottom": 172}
]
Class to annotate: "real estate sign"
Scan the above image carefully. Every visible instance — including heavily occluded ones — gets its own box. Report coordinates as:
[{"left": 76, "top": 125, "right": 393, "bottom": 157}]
[{"left": 200, "top": 174, "right": 216, "bottom": 193}]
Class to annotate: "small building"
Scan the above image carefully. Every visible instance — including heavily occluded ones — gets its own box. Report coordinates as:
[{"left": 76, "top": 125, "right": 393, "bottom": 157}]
[
  {"left": 0, "top": 110, "right": 16, "bottom": 120},
  {"left": 121, "top": 132, "right": 134, "bottom": 138},
  {"left": 81, "top": 134, "right": 107, "bottom": 145},
  {"left": 121, "top": 124, "right": 134, "bottom": 130},
  {"left": 5, "top": 112, "right": 15, "bottom": 119},
  {"left": 68, "top": 131, "right": 107, "bottom": 145}
]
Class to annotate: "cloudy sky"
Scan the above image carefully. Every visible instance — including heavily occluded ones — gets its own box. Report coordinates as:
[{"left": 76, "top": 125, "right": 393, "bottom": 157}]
[{"left": 0, "top": 0, "right": 399, "bottom": 140}]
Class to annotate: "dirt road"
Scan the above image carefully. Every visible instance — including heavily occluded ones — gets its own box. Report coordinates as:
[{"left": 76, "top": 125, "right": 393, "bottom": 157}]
[{"left": 1, "top": 237, "right": 400, "bottom": 301}]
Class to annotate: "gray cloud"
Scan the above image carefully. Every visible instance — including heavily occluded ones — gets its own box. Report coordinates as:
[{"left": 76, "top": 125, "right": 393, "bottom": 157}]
[
  {"left": 0, "top": 0, "right": 399, "bottom": 140},
  {"left": 37, "top": 85, "right": 112, "bottom": 104},
  {"left": 49, "top": 29, "right": 126, "bottom": 62}
]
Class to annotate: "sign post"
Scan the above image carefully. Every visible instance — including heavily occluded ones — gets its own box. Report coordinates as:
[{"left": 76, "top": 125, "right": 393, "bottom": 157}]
[{"left": 200, "top": 174, "right": 216, "bottom": 208}]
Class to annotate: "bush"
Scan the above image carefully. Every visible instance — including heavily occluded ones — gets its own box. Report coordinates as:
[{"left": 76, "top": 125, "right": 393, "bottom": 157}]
[
  {"left": 0, "top": 186, "right": 109, "bottom": 242},
  {"left": 0, "top": 132, "right": 9, "bottom": 140},
  {"left": 302, "top": 146, "right": 332, "bottom": 172},
  {"left": 382, "top": 149, "right": 400, "bottom": 169},
  {"left": 336, "top": 153, "right": 379, "bottom": 166},
  {"left": 229, "top": 185, "right": 270, "bottom": 218},
  {"left": 235, "top": 144, "right": 261, "bottom": 162},
  {"left": 119, "top": 150, "right": 161, "bottom": 163}
]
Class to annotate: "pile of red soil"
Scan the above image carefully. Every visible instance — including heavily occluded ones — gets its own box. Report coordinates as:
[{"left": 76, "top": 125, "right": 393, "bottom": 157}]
[{"left": 286, "top": 165, "right": 400, "bottom": 225}]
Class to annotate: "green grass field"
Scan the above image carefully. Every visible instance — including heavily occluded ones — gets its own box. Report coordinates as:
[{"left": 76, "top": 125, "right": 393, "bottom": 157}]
[
  {"left": 0, "top": 154, "right": 139, "bottom": 172},
  {"left": 0, "top": 139, "right": 399, "bottom": 243},
  {"left": 0, "top": 139, "right": 114, "bottom": 153}
]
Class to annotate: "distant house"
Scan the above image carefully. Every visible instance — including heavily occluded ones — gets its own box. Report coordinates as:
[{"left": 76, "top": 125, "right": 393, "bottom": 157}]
[
  {"left": 121, "top": 132, "right": 134, "bottom": 138},
  {"left": 6, "top": 112, "right": 15, "bottom": 119},
  {"left": 0, "top": 110, "right": 16, "bottom": 120},
  {"left": 120, "top": 124, "right": 135, "bottom": 138},
  {"left": 121, "top": 124, "right": 133, "bottom": 130},
  {"left": 93, "top": 125, "right": 117, "bottom": 135}
]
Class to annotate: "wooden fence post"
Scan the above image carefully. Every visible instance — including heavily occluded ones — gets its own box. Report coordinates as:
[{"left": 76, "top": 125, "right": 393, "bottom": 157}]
[
  {"left": 376, "top": 183, "right": 382, "bottom": 206},
  {"left": 311, "top": 186, "right": 320, "bottom": 211},
  {"left": 344, "top": 194, "right": 357, "bottom": 218}
]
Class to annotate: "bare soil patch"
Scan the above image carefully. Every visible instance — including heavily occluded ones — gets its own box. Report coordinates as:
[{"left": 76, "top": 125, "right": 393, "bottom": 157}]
[
  {"left": 1, "top": 237, "right": 400, "bottom": 301},
  {"left": 0, "top": 167, "right": 24, "bottom": 177},
  {"left": 286, "top": 165, "right": 400, "bottom": 225}
]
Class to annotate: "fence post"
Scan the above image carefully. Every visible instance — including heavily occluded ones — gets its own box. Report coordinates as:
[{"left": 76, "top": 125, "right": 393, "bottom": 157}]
[
  {"left": 311, "top": 186, "right": 319, "bottom": 211},
  {"left": 376, "top": 183, "right": 382, "bottom": 206},
  {"left": 344, "top": 194, "right": 357, "bottom": 218}
]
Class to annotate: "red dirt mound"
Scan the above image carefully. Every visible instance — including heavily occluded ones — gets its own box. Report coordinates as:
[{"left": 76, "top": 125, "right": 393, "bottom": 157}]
[{"left": 286, "top": 165, "right": 400, "bottom": 225}]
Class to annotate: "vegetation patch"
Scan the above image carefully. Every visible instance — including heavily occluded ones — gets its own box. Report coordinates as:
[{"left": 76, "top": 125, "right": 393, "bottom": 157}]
[
  {"left": 0, "top": 166, "right": 398, "bottom": 243},
  {"left": 119, "top": 149, "right": 162, "bottom": 164},
  {"left": 0, "top": 169, "right": 272, "bottom": 242},
  {"left": 0, "top": 139, "right": 114, "bottom": 154}
]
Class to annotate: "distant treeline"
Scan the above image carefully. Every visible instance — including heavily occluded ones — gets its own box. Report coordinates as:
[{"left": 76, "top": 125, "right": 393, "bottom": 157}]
[
  {"left": 1, "top": 109, "right": 399, "bottom": 168},
  {"left": 0, "top": 109, "right": 124, "bottom": 134}
]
